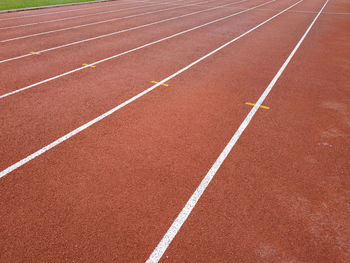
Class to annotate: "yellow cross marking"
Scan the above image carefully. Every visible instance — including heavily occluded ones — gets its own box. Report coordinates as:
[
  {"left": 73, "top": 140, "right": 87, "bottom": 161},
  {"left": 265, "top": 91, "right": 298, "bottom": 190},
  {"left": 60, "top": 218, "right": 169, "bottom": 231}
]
[
  {"left": 30, "top": 51, "right": 41, "bottom": 55},
  {"left": 151, "top": 80, "right": 168, "bottom": 87},
  {"left": 82, "top": 63, "right": 96, "bottom": 68},
  {"left": 245, "top": 102, "right": 270, "bottom": 110}
]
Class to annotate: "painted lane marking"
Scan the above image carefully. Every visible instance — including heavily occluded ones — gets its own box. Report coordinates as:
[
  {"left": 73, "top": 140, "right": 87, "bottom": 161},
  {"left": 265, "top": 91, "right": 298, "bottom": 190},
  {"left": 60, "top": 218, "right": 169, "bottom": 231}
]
[
  {"left": 0, "top": 0, "right": 156, "bottom": 21},
  {"left": 0, "top": 0, "right": 189, "bottom": 30},
  {"left": 146, "top": 0, "right": 329, "bottom": 262},
  {"left": 0, "top": 0, "right": 275, "bottom": 99},
  {"left": 29, "top": 51, "right": 41, "bottom": 55},
  {"left": 0, "top": 0, "right": 224, "bottom": 64},
  {"left": 151, "top": 81, "right": 168, "bottom": 87},
  {"left": 0, "top": 0, "right": 225, "bottom": 43},
  {"left": 0, "top": 0, "right": 303, "bottom": 185},
  {"left": 82, "top": 63, "right": 96, "bottom": 68},
  {"left": 213, "top": 6, "right": 350, "bottom": 16},
  {"left": 245, "top": 102, "right": 269, "bottom": 109},
  {"left": 0, "top": 3, "right": 162, "bottom": 30}
]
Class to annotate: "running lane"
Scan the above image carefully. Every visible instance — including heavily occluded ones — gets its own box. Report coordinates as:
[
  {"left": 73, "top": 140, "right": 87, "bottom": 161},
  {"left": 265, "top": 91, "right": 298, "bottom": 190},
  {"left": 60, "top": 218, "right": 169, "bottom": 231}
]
[
  {"left": 0, "top": 0, "right": 278, "bottom": 95},
  {"left": 1, "top": 0, "right": 340, "bottom": 262},
  {"left": 0, "top": 0, "right": 241, "bottom": 60},
  {"left": 0, "top": 0, "right": 146, "bottom": 23},
  {"left": 0, "top": 0, "right": 301, "bottom": 178},
  {"left": 150, "top": 0, "right": 350, "bottom": 262},
  {"left": 0, "top": 0, "right": 199, "bottom": 45}
]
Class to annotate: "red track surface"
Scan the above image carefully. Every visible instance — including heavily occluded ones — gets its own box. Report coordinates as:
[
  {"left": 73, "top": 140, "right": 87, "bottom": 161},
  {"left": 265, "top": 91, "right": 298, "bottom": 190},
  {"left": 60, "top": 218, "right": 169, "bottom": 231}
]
[{"left": 0, "top": 0, "right": 349, "bottom": 262}]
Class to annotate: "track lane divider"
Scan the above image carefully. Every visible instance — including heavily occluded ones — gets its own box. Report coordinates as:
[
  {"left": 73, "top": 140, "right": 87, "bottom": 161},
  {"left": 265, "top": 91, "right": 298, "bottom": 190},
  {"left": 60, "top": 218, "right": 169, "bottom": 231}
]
[
  {"left": 0, "top": 0, "right": 223, "bottom": 63},
  {"left": 0, "top": 0, "right": 304, "bottom": 182},
  {"left": 0, "top": 0, "right": 277, "bottom": 98},
  {"left": 0, "top": 0, "right": 189, "bottom": 30},
  {"left": 146, "top": 0, "right": 329, "bottom": 262},
  {"left": 0, "top": 0, "right": 156, "bottom": 21},
  {"left": 0, "top": 0, "right": 222, "bottom": 42}
]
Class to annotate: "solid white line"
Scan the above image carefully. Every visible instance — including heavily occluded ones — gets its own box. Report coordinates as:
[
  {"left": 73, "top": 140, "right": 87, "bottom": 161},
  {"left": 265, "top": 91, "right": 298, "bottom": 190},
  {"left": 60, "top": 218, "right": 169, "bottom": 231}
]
[
  {"left": 0, "top": 0, "right": 290, "bottom": 179},
  {"left": 0, "top": 0, "right": 214, "bottom": 42},
  {"left": 0, "top": 0, "right": 148, "bottom": 21},
  {"left": 0, "top": 0, "right": 116, "bottom": 13},
  {"left": 0, "top": 0, "right": 188, "bottom": 30},
  {"left": 0, "top": 0, "right": 238, "bottom": 64},
  {"left": 0, "top": 0, "right": 275, "bottom": 98},
  {"left": 146, "top": 0, "right": 328, "bottom": 262},
  {"left": 215, "top": 7, "right": 348, "bottom": 15},
  {"left": 0, "top": 3, "right": 164, "bottom": 30}
]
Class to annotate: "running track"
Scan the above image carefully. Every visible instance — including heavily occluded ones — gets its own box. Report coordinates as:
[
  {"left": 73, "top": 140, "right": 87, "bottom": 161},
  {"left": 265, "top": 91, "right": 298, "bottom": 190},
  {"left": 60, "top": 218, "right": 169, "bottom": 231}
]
[{"left": 0, "top": 0, "right": 349, "bottom": 261}]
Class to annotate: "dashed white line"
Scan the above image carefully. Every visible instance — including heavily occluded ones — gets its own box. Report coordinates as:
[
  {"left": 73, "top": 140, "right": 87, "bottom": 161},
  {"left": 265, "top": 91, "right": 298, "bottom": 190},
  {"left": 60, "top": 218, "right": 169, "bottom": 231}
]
[{"left": 146, "top": 0, "right": 328, "bottom": 262}]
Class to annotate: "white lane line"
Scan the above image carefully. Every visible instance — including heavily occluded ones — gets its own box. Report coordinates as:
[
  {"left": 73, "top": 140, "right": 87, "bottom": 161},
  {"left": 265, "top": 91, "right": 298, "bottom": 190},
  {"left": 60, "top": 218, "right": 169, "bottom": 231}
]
[
  {"left": 0, "top": 0, "right": 239, "bottom": 64},
  {"left": 0, "top": 3, "right": 165, "bottom": 30},
  {"left": 0, "top": 0, "right": 276, "bottom": 98},
  {"left": 0, "top": 0, "right": 287, "bottom": 180},
  {"left": 146, "top": 0, "right": 329, "bottom": 262},
  {"left": 212, "top": 6, "right": 349, "bottom": 15},
  {"left": 0, "top": 0, "right": 219, "bottom": 42},
  {"left": 0, "top": 0, "right": 217, "bottom": 32},
  {"left": 0, "top": 0, "right": 188, "bottom": 30},
  {"left": 0, "top": 0, "right": 150, "bottom": 21}
]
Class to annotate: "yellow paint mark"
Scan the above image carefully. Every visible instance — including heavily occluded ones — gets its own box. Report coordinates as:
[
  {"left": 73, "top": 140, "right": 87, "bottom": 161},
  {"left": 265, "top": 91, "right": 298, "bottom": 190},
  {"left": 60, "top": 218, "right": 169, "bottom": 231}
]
[
  {"left": 82, "top": 63, "right": 96, "bottom": 68},
  {"left": 30, "top": 51, "right": 41, "bottom": 55},
  {"left": 245, "top": 102, "right": 270, "bottom": 110},
  {"left": 151, "top": 80, "right": 168, "bottom": 87}
]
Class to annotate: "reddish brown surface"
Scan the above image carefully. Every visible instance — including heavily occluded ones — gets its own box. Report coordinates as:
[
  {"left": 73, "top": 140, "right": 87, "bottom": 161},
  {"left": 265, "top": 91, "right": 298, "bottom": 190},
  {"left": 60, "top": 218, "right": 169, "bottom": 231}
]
[{"left": 0, "top": 0, "right": 349, "bottom": 262}]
